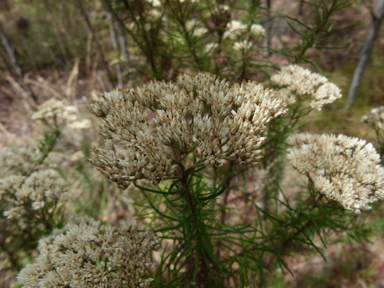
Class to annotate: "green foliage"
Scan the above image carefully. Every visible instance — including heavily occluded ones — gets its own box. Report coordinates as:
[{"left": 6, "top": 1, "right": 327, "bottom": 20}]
[
  {"left": 0, "top": 129, "right": 63, "bottom": 272},
  {"left": 2, "top": 0, "right": 383, "bottom": 287}
]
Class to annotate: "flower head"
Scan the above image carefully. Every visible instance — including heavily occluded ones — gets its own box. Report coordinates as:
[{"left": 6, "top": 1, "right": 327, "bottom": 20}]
[
  {"left": 361, "top": 106, "right": 384, "bottom": 130},
  {"left": 287, "top": 133, "right": 384, "bottom": 213},
  {"left": 32, "top": 99, "right": 77, "bottom": 123},
  {"left": 3, "top": 169, "right": 69, "bottom": 219},
  {"left": 271, "top": 65, "right": 342, "bottom": 110},
  {"left": 223, "top": 20, "right": 247, "bottom": 40},
  {"left": 147, "top": 0, "right": 161, "bottom": 7},
  {"left": 0, "top": 144, "right": 41, "bottom": 179},
  {"left": 186, "top": 19, "right": 208, "bottom": 37},
  {"left": 89, "top": 72, "right": 288, "bottom": 189},
  {"left": 249, "top": 24, "right": 265, "bottom": 37},
  {"left": 204, "top": 43, "right": 218, "bottom": 54},
  {"left": 223, "top": 21, "right": 264, "bottom": 40},
  {"left": 32, "top": 98, "right": 91, "bottom": 131},
  {"left": 17, "top": 215, "right": 161, "bottom": 288},
  {"left": 234, "top": 40, "right": 253, "bottom": 52}
]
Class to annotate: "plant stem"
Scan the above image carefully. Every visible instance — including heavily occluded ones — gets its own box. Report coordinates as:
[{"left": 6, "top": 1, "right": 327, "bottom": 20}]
[
  {"left": 77, "top": 0, "right": 115, "bottom": 86},
  {"left": 223, "top": 193, "right": 323, "bottom": 264},
  {"left": 294, "top": 0, "right": 338, "bottom": 64}
]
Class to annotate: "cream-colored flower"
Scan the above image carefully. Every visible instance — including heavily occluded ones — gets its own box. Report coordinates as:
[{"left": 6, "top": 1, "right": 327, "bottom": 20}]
[
  {"left": 32, "top": 99, "right": 78, "bottom": 124},
  {"left": 223, "top": 20, "right": 247, "bottom": 40},
  {"left": 3, "top": 169, "right": 69, "bottom": 219},
  {"left": 271, "top": 65, "right": 342, "bottom": 110},
  {"left": 186, "top": 19, "right": 208, "bottom": 37},
  {"left": 361, "top": 106, "right": 384, "bottom": 131},
  {"left": 249, "top": 24, "right": 265, "bottom": 37},
  {"left": 33, "top": 99, "right": 92, "bottom": 133},
  {"left": 223, "top": 21, "right": 264, "bottom": 40},
  {"left": 194, "top": 27, "right": 208, "bottom": 37},
  {"left": 68, "top": 119, "right": 92, "bottom": 130},
  {"left": 211, "top": 4, "right": 229, "bottom": 15},
  {"left": 0, "top": 144, "right": 42, "bottom": 179},
  {"left": 204, "top": 42, "right": 218, "bottom": 54},
  {"left": 234, "top": 40, "right": 253, "bottom": 51},
  {"left": 17, "top": 215, "right": 161, "bottom": 288},
  {"left": 186, "top": 19, "right": 198, "bottom": 31},
  {"left": 147, "top": 0, "right": 161, "bottom": 7},
  {"left": 89, "top": 72, "right": 288, "bottom": 189},
  {"left": 287, "top": 133, "right": 384, "bottom": 213}
]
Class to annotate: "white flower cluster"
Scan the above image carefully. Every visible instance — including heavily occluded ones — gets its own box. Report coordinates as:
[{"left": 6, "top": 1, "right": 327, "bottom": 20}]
[
  {"left": 17, "top": 215, "right": 161, "bottom": 288},
  {"left": 223, "top": 20, "right": 265, "bottom": 40},
  {"left": 211, "top": 4, "right": 230, "bottom": 15},
  {"left": 204, "top": 43, "right": 218, "bottom": 55},
  {"left": 2, "top": 169, "right": 69, "bottom": 219},
  {"left": 250, "top": 24, "right": 265, "bottom": 37},
  {"left": 271, "top": 65, "right": 342, "bottom": 110},
  {"left": 234, "top": 40, "right": 253, "bottom": 52},
  {"left": 287, "top": 133, "right": 384, "bottom": 213},
  {"left": 147, "top": 0, "right": 161, "bottom": 7},
  {"left": 361, "top": 106, "right": 384, "bottom": 131},
  {"left": 89, "top": 72, "right": 288, "bottom": 189},
  {"left": 186, "top": 19, "right": 208, "bottom": 37},
  {"left": 0, "top": 145, "right": 41, "bottom": 179},
  {"left": 32, "top": 99, "right": 77, "bottom": 122},
  {"left": 32, "top": 98, "right": 91, "bottom": 129},
  {"left": 0, "top": 143, "right": 69, "bottom": 219}
]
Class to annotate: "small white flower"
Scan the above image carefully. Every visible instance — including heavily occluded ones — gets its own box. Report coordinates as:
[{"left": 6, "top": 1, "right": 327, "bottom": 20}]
[
  {"left": 234, "top": 40, "right": 253, "bottom": 51},
  {"left": 32, "top": 98, "right": 80, "bottom": 125},
  {"left": 271, "top": 65, "right": 342, "bottom": 110},
  {"left": 32, "top": 201, "right": 45, "bottom": 210},
  {"left": 18, "top": 216, "right": 161, "bottom": 288},
  {"left": 193, "top": 27, "right": 208, "bottom": 37},
  {"left": 89, "top": 72, "right": 288, "bottom": 189},
  {"left": 204, "top": 43, "right": 217, "bottom": 54},
  {"left": 361, "top": 106, "right": 384, "bottom": 130},
  {"left": 250, "top": 24, "right": 265, "bottom": 37},
  {"left": 223, "top": 20, "right": 247, "bottom": 40},
  {"left": 287, "top": 133, "right": 384, "bottom": 213},
  {"left": 147, "top": 0, "right": 161, "bottom": 7}
]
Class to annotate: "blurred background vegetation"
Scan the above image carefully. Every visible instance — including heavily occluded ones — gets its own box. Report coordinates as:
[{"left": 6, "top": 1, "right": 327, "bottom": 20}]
[{"left": 1, "top": 0, "right": 384, "bottom": 287}]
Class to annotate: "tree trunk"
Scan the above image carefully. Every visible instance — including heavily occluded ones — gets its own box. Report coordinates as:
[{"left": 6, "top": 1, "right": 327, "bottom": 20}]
[
  {"left": 77, "top": 0, "right": 115, "bottom": 87},
  {"left": 0, "top": 22, "right": 22, "bottom": 77},
  {"left": 116, "top": 11, "right": 131, "bottom": 85},
  {"left": 108, "top": 12, "right": 123, "bottom": 89},
  {"left": 263, "top": 0, "right": 272, "bottom": 57},
  {"left": 0, "top": 22, "right": 39, "bottom": 104},
  {"left": 344, "top": 0, "right": 384, "bottom": 109}
]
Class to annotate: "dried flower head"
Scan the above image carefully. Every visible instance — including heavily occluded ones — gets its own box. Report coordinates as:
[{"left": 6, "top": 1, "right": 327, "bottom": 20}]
[
  {"left": 186, "top": 19, "right": 208, "bottom": 37},
  {"left": 68, "top": 119, "right": 92, "bottom": 130},
  {"left": 17, "top": 215, "right": 161, "bottom": 288},
  {"left": 147, "top": 0, "right": 161, "bottom": 7},
  {"left": 89, "top": 72, "right": 288, "bottom": 189},
  {"left": 3, "top": 169, "right": 69, "bottom": 219},
  {"left": 234, "top": 40, "right": 253, "bottom": 51},
  {"left": 211, "top": 4, "right": 230, "bottom": 15},
  {"left": 249, "top": 24, "right": 265, "bottom": 37},
  {"left": 287, "top": 133, "right": 384, "bottom": 213},
  {"left": 204, "top": 42, "right": 218, "bottom": 54},
  {"left": 361, "top": 106, "right": 384, "bottom": 131},
  {"left": 223, "top": 21, "right": 264, "bottom": 40},
  {"left": 225, "top": 21, "right": 243, "bottom": 39},
  {"left": 271, "top": 65, "right": 342, "bottom": 110},
  {"left": 0, "top": 144, "right": 41, "bottom": 179},
  {"left": 32, "top": 99, "right": 77, "bottom": 124},
  {"left": 32, "top": 98, "right": 90, "bottom": 131}
]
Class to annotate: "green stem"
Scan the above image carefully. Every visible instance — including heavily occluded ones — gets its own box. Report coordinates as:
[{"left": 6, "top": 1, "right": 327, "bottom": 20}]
[{"left": 294, "top": 0, "right": 338, "bottom": 64}]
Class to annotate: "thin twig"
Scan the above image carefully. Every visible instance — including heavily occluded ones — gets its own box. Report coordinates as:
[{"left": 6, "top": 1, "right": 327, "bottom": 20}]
[{"left": 77, "top": 0, "right": 115, "bottom": 86}]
